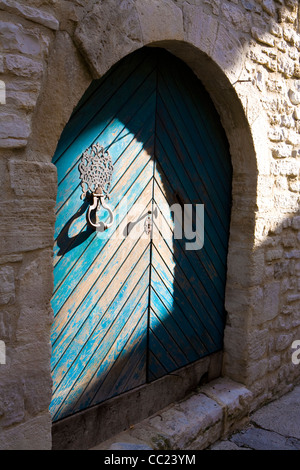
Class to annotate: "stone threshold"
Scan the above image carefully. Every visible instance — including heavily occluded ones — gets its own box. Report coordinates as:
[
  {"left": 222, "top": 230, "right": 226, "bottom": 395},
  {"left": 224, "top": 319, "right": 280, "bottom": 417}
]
[{"left": 90, "top": 377, "right": 253, "bottom": 451}]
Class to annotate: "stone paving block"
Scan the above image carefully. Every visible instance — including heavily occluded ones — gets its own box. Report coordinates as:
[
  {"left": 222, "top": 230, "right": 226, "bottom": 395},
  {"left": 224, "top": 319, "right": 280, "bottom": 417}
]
[
  {"left": 199, "top": 377, "right": 253, "bottom": 432},
  {"left": 250, "top": 385, "right": 300, "bottom": 439},
  {"left": 141, "top": 393, "right": 223, "bottom": 450},
  {"left": 231, "top": 426, "right": 300, "bottom": 450},
  {"left": 209, "top": 439, "right": 250, "bottom": 450}
]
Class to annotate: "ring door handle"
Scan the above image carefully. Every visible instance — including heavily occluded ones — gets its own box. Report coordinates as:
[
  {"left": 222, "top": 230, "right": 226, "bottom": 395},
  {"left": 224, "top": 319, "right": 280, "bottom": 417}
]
[{"left": 87, "top": 193, "right": 114, "bottom": 231}]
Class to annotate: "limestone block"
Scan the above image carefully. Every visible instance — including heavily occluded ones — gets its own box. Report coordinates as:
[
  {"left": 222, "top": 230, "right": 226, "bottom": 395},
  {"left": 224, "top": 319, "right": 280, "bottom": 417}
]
[
  {"left": 9, "top": 160, "right": 57, "bottom": 198},
  {"left": 74, "top": 0, "right": 143, "bottom": 78},
  {"left": 292, "top": 216, "right": 300, "bottom": 230},
  {"left": 132, "top": 393, "right": 223, "bottom": 450},
  {"left": 18, "top": 250, "right": 54, "bottom": 310},
  {"left": 5, "top": 54, "right": 43, "bottom": 79},
  {"left": 0, "top": 199, "right": 55, "bottom": 254},
  {"left": 241, "top": 0, "right": 260, "bottom": 12},
  {"left": 212, "top": 24, "right": 244, "bottom": 81},
  {"left": 248, "top": 328, "right": 269, "bottom": 361},
  {"left": 0, "top": 0, "right": 59, "bottom": 30},
  {"left": 268, "top": 128, "right": 284, "bottom": 143},
  {"left": 251, "top": 27, "right": 275, "bottom": 47},
  {"left": 0, "top": 20, "right": 41, "bottom": 56},
  {"left": 204, "top": 0, "right": 220, "bottom": 16},
  {"left": 176, "top": 394, "right": 223, "bottom": 449},
  {"left": 0, "top": 413, "right": 52, "bottom": 450},
  {"left": 222, "top": 326, "right": 249, "bottom": 381},
  {"left": 283, "top": 27, "right": 298, "bottom": 45},
  {"left": 246, "top": 358, "right": 269, "bottom": 382},
  {"left": 275, "top": 334, "right": 294, "bottom": 352},
  {"left": 277, "top": 55, "right": 295, "bottom": 78},
  {"left": 285, "top": 250, "right": 300, "bottom": 259},
  {"left": 135, "top": 0, "right": 184, "bottom": 44},
  {"left": 0, "top": 266, "right": 15, "bottom": 305},
  {"left": 286, "top": 0, "right": 298, "bottom": 9},
  {"left": 183, "top": 4, "right": 219, "bottom": 57},
  {"left": 261, "top": 0, "right": 276, "bottom": 17},
  {"left": 274, "top": 260, "right": 291, "bottom": 279},
  {"left": 0, "top": 112, "right": 30, "bottom": 141},
  {"left": 271, "top": 144, "right": 292, "bottom": 158},
  {"left": 7, "top": 90, "right": 37, "bottom": 111},
  {"left": 293, "top": 107, "right": 300, "bottom": 119},
  {"left": 288, "top": 89, "right": 300, "bottom": 105},
  {"left": 13, "top": 340, "right": 52, "bottom": 378},
  {"left": 23, "top": 373, "right": 53, "bottom": 416},
  {"left": 268, "top": 355, "right": 281, "bottom": 372},
  {"left": 0, "top": 138, "right": 28, "bottom": 149},
  {"left": 16, "top": 306, "right": 53, "bottom": 344},
  {"left": 0, "top": 382, "right": 24, "bottom": 428},
  {"left": 221, "top": 3, "right": 251, "bottom": 32},
  {"left": 200, "top": 378, "right": 253, "bottom": 433},
  {"left": 271, "top": 159, "right": 299, "bottom": 177},
  {"left": 28, "top": 31, "right": 92, "bottom": 158},
  {"left": 261, "top": 282, "right": 280, "bottom": 323},
  {"left": 270, "top": 22, "right": 283, "bottom": 38}
]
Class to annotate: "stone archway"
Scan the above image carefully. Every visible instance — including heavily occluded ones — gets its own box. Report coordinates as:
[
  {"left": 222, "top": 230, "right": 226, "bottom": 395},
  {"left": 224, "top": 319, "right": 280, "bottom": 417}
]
[{"left": 24, "top": 0, "right": 265, "bottom": 449}]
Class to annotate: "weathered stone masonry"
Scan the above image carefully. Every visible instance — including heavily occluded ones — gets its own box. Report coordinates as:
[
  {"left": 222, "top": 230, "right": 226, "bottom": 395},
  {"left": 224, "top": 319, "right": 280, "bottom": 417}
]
[{"left": 0, "top": 0, "right": 300, "bottom": 450}]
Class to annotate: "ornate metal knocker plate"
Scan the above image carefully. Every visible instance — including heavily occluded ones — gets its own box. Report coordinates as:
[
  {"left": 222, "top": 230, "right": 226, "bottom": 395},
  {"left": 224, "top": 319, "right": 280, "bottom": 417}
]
[{"left": 79, "top": 143, "right": 114, "bottom": 231}]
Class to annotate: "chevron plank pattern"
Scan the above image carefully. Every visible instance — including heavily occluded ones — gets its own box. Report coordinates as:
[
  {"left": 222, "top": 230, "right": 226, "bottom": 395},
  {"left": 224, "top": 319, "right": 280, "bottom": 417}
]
[{"left": 50, "top": 48, "right": 232, "bottom": 422}]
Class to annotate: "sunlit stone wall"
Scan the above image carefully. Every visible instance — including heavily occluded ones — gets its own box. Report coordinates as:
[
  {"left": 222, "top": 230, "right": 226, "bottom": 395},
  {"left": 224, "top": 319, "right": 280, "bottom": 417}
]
[{"left": 0, "top": 0, "right": 299, "bottom": 449}]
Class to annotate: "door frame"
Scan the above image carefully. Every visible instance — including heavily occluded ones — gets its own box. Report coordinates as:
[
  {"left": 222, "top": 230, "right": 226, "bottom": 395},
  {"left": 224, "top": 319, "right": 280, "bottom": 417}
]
[{"left": 27, "top": 33, "right": 260, "bottom": 450}]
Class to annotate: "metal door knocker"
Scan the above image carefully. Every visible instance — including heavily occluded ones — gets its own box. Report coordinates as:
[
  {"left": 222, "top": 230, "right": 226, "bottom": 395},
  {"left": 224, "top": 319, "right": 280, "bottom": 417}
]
[{"left": 79, "top": 143, "right": 114, "bottom": 231}]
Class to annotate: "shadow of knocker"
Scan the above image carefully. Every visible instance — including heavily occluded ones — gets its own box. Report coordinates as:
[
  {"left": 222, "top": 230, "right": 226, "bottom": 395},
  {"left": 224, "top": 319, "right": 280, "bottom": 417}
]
[{"left": 56, "top": 198, "right": 95, "bottom": 257}]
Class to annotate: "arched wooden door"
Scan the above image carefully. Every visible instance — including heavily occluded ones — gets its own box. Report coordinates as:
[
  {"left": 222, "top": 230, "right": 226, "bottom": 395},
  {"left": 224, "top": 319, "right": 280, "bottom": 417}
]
[{"left": 50, "top": 48, "right": 232, "bottom": 422}]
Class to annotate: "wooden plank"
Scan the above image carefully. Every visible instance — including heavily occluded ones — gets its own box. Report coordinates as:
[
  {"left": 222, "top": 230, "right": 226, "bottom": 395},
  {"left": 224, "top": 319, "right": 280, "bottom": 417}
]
[
  {"left": 153, "top": 174, "right": 226, "bottom": 302},
  {"left": 160, "top": 50, "right": 232, "bottom": 181},
  {"left": 148, "top": 323, "right": 179, "bottom": 374},
  {"left": 51, "top": 192, "right": 153, "bottom": 374},
  {"left": 157, "top": 64, "right": 231, "bottom": 212},
  {"left": 154, "top": 137, "right": 227, "bottom": 276},
  {"left": 53, "top": 48, "right": 157, "bottom": 165},
  {"left": 55, "top": 64, "right": 157, "bottom": 187},
  {"left": 55, "top": 80, "right": 156, "bottom": 216},
  {"left": 51, "top": 145, "right": 154, "bottom": 316},
  {"left": 150, "top": 265, "right": 208, "bottom": 357},
  {"left": 149, "top": 302, "right": 188, "bottom": 368},
  {"left": 89, "top": 299, "right": 149, "bottom": 408},
  {"left": 73, "top": 291, "right": 149, "bottom": 413},
  {"left": 155, "top": 102, "right": 229, "bottom": 251},
  {"left": 151, "top": 241, "right": 223, "bottom": 347},
  {"left": 52, "top": 130, "right": 155, "bottom": 273},
  {"left": 50, "top": 250, "right": 151, "bottom": 420},
  {"left": 54, "top": 78, "right": 156, "bottom": 228},
  {"left": 150, "top": 287, "right": 199, "bottom": 364},
  {"left": 147, "top": 350, "right": 167, "bottom": 381}
]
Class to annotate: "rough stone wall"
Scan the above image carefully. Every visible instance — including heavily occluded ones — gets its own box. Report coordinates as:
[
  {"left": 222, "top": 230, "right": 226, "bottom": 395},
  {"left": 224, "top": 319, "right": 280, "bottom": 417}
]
[{"left": 0, "top": 0, "right": 299, "bottom": 450}]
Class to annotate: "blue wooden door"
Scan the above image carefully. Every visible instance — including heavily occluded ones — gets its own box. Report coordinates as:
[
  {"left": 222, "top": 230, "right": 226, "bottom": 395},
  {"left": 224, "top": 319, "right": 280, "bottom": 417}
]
[{"left": 50, "top": 48, "right": 232, "bottom": 422}]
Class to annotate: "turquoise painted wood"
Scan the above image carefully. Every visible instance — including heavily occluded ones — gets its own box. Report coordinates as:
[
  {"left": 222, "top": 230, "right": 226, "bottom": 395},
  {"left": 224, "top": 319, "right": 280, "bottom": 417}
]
[{"left": 50, "top": 48, "right": 232, "bottom": 422}]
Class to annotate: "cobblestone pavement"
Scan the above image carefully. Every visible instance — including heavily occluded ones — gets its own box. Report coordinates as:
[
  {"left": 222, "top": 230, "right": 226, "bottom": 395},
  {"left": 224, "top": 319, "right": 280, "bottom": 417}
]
[{"left": 209, "top": 385, "right": 300, "bottom": 450}]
